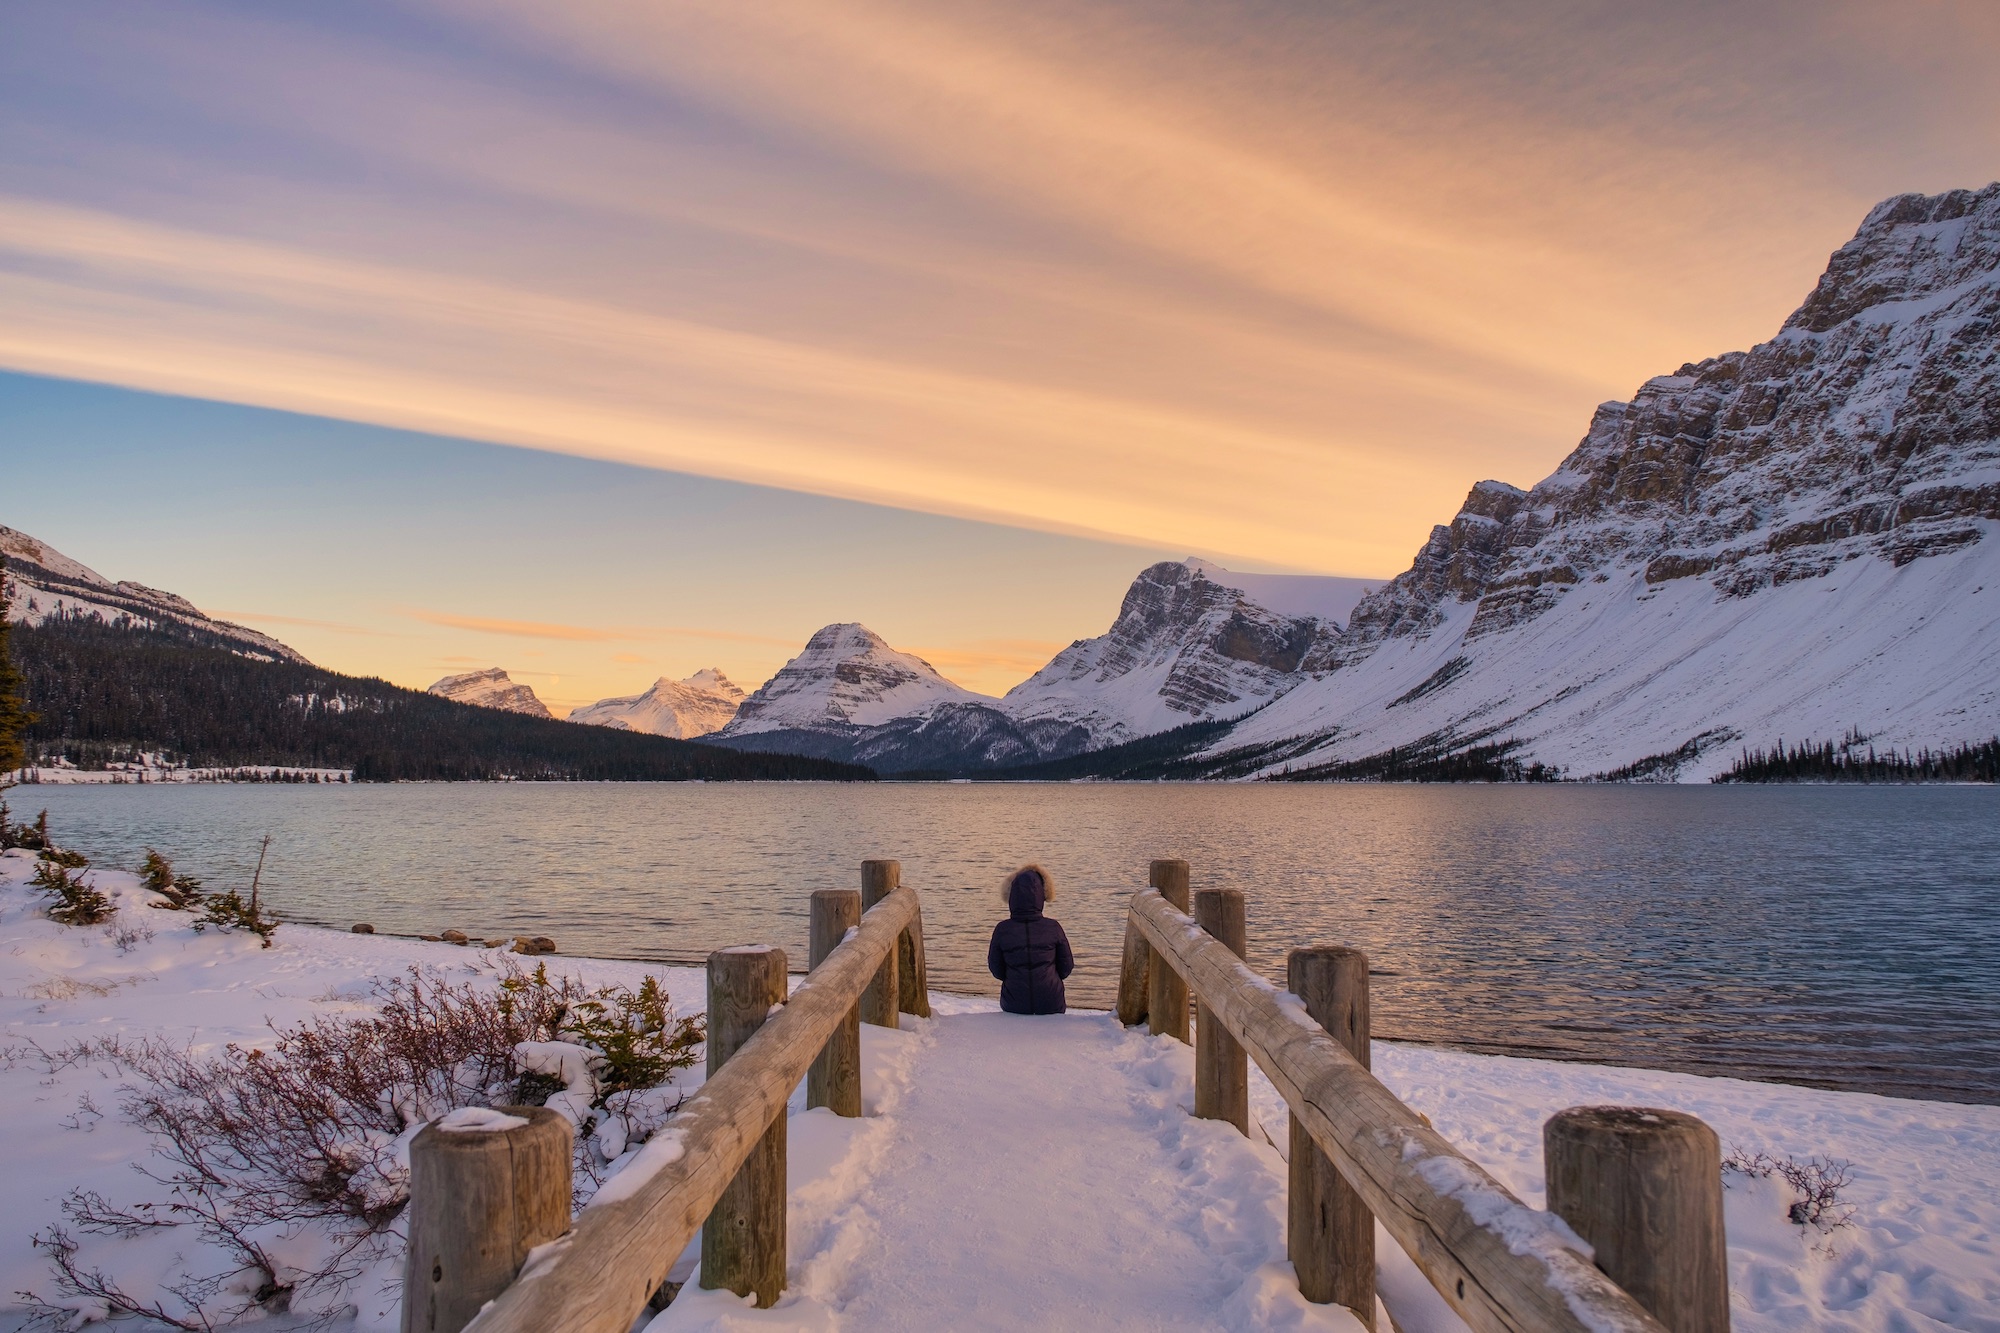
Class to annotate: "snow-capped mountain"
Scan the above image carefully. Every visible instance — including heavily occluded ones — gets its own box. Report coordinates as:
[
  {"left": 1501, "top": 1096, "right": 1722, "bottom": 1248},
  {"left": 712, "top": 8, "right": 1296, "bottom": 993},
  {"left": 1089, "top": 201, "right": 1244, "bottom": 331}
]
[
  {"left": 426, "top": 668, "right": 553, "bottom": 718},
  {"left": 724, "top": 624, "right": 986, "bottom": 734},
  {"left": 569, "top": 669, "right": 745, "bottom": 738},
  {"left": 1, "top": 525, "right": 310, "bottom": 664},
  {"left": 1200, "top": 183, "right": 2000, "bottom": 779},
  {"left": 711, "top": 563, "right": 1376, "bottom": 772},
  {"left": 1002, "top": 559, "right": 1362, "bottom": 747}
]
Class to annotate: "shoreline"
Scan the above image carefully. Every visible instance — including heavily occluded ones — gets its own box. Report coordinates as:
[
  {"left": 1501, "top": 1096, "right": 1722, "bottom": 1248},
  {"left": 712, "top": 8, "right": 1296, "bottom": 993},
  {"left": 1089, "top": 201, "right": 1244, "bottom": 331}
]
[{"left": 4, "top": 851, "right": 1998, "bottom": 1329}]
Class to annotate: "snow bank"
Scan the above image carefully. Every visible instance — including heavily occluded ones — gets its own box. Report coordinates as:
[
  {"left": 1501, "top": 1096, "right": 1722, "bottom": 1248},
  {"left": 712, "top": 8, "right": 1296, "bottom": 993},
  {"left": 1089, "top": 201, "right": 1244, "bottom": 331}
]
[{"left": 1, "top": 847, "right": 1994, "bottom": 1330}]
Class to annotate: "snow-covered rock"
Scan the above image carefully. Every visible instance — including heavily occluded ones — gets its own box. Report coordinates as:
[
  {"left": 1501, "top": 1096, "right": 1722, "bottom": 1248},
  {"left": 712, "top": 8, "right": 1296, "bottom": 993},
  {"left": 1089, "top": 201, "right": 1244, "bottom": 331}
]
[
  {"left": 721, "top": 623, "right": 987, "bottom": 735},
  {"left": 1002, "top": 559, "right": 1351, "bottom": 748},
  {"left": 1, "top": 525, "right": 310, "bottom": 663},
  {"left": 568, "top": 669, "right": 745, "bottom": 738},
  {"left": 426, "top": 667, "right": 553, "bottom": 718},
  {"left": 1211, "top": 182, "right": 2000, "bottom": 779}
]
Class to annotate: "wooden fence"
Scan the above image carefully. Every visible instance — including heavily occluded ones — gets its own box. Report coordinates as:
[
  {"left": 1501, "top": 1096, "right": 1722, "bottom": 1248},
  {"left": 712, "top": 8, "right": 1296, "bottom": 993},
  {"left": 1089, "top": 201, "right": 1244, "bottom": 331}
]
[
  {"left": 1120, "top": 858, "right": 1728, "bottom": 1333},
  {"left": 412, "top": 860, "right": 928, "bottom": 1333},
  {"left": 406, "top": 856, "right": 1727, "bottom": 1333}
]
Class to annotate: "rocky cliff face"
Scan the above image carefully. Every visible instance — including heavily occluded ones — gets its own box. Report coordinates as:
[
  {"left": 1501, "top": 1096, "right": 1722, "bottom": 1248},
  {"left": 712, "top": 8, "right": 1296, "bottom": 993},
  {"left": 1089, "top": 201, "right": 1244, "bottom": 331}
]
[
  {"left": 569, "top": 669, "right": 744, "bottom": 738},
  {"left": 1225, "top": 183, "right": 2000, "bottom": 778},
  {"left": 1006, "top": 560, "right": 1332, "bottom": 743},
  {"left": 2, "top": 526, "right": 310, "bottom": 664},
  {"left": 426, "top": 668, "right": 553, "bottom": 719}
]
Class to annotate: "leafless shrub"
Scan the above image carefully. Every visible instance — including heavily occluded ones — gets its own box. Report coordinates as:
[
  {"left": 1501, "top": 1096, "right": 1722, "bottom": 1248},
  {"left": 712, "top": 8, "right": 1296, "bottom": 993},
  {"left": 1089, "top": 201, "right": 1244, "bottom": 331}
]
[
  {"left": 23, "top": 964, "right": 702, "bottom": 1327},
  {"left": 110, "top": 921, "right": 155, "bottom": 954},
  {"left": 1724, "top": 1148, "right": 1856, "bottom": 1229}
]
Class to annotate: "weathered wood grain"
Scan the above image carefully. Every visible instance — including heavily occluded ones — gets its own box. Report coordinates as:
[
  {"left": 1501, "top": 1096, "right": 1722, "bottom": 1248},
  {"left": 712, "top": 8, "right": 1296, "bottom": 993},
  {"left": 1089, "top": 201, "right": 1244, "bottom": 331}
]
[
  {"left": 1288, "top": 946, "right": 1376, "bottom": 1326},
  {"left": 1193, "top": 888, "right": 1248, "bottom": 1132},
  {"left": 463, "top": 886, "right": 919, "bottom": 1333},
  {"left": 860, "top": 860, "right": 901, "bottom": 1029},
  {"left": 807, "top": 889, "right": 862, "bottom": 1117},
  {"left": 401, "top": 1107, "right": 572, "bottom": 1333},
  {"left": 1130, "top": 889, "right": 1668, "bottom": 1333},
  {"left": 1116, "top": 916, "right": 1151, "bottom": 1027},
  {"left": 1544, "top": 1107, "right": 1729, "bottom": 1333},
  {"left": 1145, "top": 859, "right": 1191, "bottom": 1041},
  {"left": 701, "top": 946, "right": 789, "bottom": 1306}
]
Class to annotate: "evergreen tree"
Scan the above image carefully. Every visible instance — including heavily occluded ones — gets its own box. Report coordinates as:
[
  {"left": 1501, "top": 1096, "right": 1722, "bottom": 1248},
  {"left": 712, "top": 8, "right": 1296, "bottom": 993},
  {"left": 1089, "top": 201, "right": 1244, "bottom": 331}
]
[{"left": 0, "top": 556, "right": 38, "bottom": 778}]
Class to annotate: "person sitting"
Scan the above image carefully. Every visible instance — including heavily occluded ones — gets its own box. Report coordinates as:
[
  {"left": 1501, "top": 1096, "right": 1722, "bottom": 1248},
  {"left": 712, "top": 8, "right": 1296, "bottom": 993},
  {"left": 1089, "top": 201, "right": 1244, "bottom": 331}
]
[{"left": 987, "top": 864, "right": 1074, "bottom": 1015}]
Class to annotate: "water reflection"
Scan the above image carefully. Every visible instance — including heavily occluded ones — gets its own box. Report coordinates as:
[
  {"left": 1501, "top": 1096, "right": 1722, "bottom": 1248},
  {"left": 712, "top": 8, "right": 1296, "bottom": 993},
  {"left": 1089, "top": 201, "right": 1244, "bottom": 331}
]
[{"left": 23, "top": 782, "right": 2000, "bottom": 1103}]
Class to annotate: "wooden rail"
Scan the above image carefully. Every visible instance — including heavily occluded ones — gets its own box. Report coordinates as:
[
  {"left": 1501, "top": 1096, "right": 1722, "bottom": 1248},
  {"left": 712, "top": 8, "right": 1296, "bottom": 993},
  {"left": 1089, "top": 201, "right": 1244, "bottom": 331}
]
[
  {"left": 432, "top": 873, "right": 927, "bottom": 1333},
  {"left": 1125, "top": 883, "right": 1718, "bottom": 1333}
]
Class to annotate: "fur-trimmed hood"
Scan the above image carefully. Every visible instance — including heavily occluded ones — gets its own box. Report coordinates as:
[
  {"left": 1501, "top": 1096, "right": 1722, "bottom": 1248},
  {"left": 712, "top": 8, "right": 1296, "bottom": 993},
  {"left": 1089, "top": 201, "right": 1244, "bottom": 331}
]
[{"left": 1005, "top": 864, "right": 1053, "bottom": 919}]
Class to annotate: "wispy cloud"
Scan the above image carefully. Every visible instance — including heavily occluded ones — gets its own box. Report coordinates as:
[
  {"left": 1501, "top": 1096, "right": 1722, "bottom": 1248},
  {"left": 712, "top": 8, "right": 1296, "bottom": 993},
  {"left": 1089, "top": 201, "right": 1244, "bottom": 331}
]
[{"left": 405, "top": 608, "right": 797, "bottom": 648}]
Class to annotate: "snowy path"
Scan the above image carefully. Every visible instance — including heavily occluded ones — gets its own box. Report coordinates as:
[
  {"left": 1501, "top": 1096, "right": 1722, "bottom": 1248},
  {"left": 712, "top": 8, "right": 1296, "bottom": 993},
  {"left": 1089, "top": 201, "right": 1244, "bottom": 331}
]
[{"left": 655, "top": 1009, "right": 1357, "bottom": 1331}]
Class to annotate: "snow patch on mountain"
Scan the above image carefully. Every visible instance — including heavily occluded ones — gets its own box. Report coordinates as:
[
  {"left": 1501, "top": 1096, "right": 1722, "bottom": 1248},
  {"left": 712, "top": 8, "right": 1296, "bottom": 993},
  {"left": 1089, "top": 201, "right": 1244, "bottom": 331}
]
[
  {"left": 569, "top": 670, "right": 745, "bottom": 738},
  {"left": 427, "top": 667, "right": 553, "bottom": 719},
  {"left": 1, "top": 525, "right": 310, "bottom": 664}
]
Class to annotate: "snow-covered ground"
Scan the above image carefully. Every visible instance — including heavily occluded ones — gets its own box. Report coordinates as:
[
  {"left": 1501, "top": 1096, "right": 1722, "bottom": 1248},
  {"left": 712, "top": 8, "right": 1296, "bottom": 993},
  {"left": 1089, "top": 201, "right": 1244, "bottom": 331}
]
[{"left": 3, "top": 850, "right": 1995, "bottom": 1331}]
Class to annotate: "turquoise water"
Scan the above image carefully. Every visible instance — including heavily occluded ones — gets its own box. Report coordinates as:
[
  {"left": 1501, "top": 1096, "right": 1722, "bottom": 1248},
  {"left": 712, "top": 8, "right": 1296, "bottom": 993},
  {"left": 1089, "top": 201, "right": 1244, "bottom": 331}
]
[{"left": 17, "top": 782, "right": 1999, "bottom": 1103}]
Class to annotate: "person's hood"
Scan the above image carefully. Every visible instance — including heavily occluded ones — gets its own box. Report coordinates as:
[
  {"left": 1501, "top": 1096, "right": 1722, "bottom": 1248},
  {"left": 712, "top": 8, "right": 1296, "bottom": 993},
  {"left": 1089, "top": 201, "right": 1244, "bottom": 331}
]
[{"left": 1008, "top": 870, "right": 1046, "bottom": 920}]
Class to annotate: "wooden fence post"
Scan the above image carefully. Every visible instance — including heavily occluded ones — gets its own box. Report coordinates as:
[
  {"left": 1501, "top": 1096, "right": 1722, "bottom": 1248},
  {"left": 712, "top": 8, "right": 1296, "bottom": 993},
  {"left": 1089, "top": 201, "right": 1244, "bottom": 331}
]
[
  {"left": 1287, "top": 946, "right": 1375, "bottom": 1328},
  {"left": 807, "top": 890, "right": 862, "bottom": 1117},
  {"left": 1116, "top": 917, "right": 1151, "bottom": 1026},
  {"left": 1543, "top": 1107, "right": 1729, "bottom": 1333},
  {"left": 1146, "top": 859, "right": 1191, "bottom": 1042},
  {"left": 701, "top": 946, "right": 789, "bottom": 1306},
  {"left": 1193, "top": 888, "right": 1248, "bottom": 1132},
  {"left": 401, "top": 1107, "right": 572, "bottom": 1333},
  {"left": 899, "top": 899, "right": 933, "bottom": 1018},
  {"left": 860, "top": 860, "right": 900, "bottom": 1029}
]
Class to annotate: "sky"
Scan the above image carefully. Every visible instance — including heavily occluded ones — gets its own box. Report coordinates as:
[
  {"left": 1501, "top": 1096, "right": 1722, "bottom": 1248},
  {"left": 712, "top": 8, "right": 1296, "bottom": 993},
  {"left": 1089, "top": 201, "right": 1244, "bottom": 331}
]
[{"left": 2, "top": 0, "right": 1997, "bottom": 709}]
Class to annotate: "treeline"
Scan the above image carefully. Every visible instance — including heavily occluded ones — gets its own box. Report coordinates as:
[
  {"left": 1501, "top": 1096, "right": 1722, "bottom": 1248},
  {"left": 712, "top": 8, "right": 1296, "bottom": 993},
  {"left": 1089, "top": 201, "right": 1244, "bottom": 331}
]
[
  {"left": 1280, "top": 736, "right": 1561, "bottom": 783},
  {"left": 978, "top": 716, "right": 1244, "bottom": 781},
  {"left": 1714, "top": 735, "right": 2000, "bottom": 783},
  {"left": 13, "top": 614, "right": 873, "bottom": 782}
]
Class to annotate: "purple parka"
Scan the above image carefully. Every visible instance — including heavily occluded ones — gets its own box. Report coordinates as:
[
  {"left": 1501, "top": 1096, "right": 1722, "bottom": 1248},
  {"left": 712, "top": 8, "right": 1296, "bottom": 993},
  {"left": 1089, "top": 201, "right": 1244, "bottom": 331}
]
[{"left": 987, "top": 868, "right": 1075, "bottom": 1015}]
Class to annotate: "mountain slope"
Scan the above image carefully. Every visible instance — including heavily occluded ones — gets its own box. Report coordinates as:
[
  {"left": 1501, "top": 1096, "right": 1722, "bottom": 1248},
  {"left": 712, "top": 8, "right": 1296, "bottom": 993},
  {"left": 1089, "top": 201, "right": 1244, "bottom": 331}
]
[
  {"left": 1207, "top": 183, "right": 2000, "bottom": 780},
  {"left": 2, "top": 526, "right": 308, "bottom": 663},
  {"left": 428, "top": 667, "right": 553, "bottom": 718},
  {"left": 569, "top": 670, "right": 744, "bottom": 738},
  {"left": 1002, "top": 560, "right": 1337, "bottom": 747}
]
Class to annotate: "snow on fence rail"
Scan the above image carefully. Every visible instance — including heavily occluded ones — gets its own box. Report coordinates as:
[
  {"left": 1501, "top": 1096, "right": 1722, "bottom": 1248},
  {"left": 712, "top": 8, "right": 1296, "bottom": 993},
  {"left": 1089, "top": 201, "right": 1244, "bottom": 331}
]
[
  {"left": 406, "top": 861, "right": 928, "bottom": 1333},
  {"left": 1121, "top": 858, "right": 1726, "bottom": 1333}
]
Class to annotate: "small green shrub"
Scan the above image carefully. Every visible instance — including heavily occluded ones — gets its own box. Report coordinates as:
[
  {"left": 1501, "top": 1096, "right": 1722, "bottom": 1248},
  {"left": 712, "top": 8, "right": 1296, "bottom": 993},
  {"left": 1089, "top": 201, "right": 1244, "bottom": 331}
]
[
  {"left": 192, "top": 885, "right": 277, "bottom": 946},
  {"left": 37, "top": 846, "right": 89, "bottom": 869},
  {"left": 0, "top": 799, "right": 51, "bottom": 851},
  {"left": 140, "top": 847, "right": 205, "bottom": 910},
  {"left": 31, "top": 859, "right": 113, "bottom": 926},
  {"left": 499, "top": 966, "right": 702, "bottom": 1096}
]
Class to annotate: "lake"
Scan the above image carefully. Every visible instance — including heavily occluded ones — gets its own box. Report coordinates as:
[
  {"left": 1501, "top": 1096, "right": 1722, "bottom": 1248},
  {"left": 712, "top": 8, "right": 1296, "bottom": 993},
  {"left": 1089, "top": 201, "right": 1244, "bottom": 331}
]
[{"left": 14, "top": 781, "right": 1998, "bottom": 1103}]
